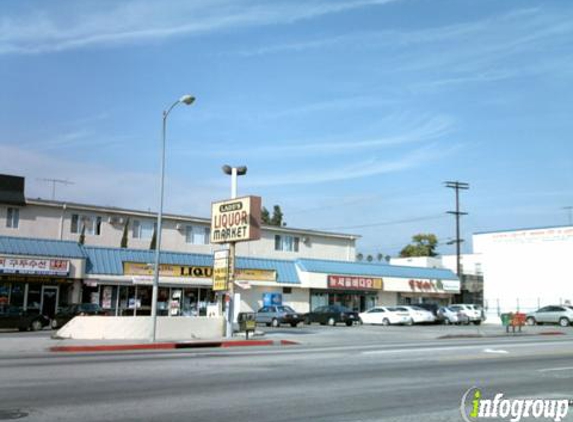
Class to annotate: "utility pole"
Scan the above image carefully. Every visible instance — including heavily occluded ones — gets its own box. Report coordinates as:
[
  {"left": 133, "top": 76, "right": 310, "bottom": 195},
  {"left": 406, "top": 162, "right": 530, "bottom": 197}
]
[
  {"left": 37, "top": 178, "right": 74, "bottom": 200},
  {"left": 563, "top": 206, "right": 573, "bottom": 226},
  {"left": 445, "top": 181, "right": 469, "bottom": 279}
]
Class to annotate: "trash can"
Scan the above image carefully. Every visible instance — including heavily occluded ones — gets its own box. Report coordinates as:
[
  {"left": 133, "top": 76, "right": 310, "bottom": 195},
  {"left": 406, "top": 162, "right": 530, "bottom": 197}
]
[
  {"left": 237, "top": 312, "right": 256, "bottom": 339},
  {"left": 500, "top": 313, "right": 511, "bottom": 326}
]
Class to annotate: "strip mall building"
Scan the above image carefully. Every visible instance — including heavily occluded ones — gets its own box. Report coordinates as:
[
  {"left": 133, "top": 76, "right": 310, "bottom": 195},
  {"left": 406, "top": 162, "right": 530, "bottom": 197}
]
[{"left": 0, "top": 175, "right": 459, "bottom": 318}]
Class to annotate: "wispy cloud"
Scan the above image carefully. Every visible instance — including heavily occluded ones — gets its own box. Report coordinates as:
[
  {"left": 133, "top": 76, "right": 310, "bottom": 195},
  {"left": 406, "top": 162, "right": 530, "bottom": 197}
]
[
  {"left": 248, "top": 143, "right": 461, "bottom": 187},
  {"left": 196, "top": 114, "right": 455, "bottom": 159},
  {"left": 0, "top": 0, "right": 398, "bottom": 55}
]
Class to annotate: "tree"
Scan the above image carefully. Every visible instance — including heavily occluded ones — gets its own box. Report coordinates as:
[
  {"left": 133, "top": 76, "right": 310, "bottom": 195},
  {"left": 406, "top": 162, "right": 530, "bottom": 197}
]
[
  {"left": 366, "top": 254, "right": 373, "bottom": 262},
  {"left": 120, "top": 218, "right": 130, "bottom": 248},
  {"left": 399, "top": 233, "right": 439, "bottom": 257},
  {"left": 270, "top": 205, "right": 284, "bottom": 227},
  {"left": 261, "top": 207, "right": 271, "bottom": 225},
  {"left": 356, "top": 253, "right": 364, "bottom": 261},
  {"left": 261, "top": 205, "right": 286, "bottom": 227}
]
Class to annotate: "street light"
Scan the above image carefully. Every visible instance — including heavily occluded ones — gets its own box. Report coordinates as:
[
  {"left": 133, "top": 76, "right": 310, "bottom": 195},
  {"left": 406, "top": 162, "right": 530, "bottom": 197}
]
[
  {"left": 221, "top": 164, "right": 247, "bottom": 338},
  {"left": 151, "top": 94, "right": 195, "bottom": 342}
]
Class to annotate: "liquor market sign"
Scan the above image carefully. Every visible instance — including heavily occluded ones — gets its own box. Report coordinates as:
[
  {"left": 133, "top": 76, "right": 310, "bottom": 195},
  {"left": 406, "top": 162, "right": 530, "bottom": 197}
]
[
  {"left": 210, "top": 196, "right": 262, "bottom": 243},
  {"left": 123, "top": 262, "right": 276, "bottom": 283},
  {"left": 0, "top": 256, "right": 70, "bottom": 276},
  {"left": 328, "top": 275, "right": 383, "bottom": 291}
]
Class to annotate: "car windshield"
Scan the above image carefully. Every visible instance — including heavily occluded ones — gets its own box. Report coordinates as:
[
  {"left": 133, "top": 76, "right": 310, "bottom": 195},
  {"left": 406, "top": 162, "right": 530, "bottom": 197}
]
[
  {"left": 277, "top": 306, "right": 295, "bottom": 313},
  {"left": 81, "top": 304, "right": 101, "bottom": 312}
]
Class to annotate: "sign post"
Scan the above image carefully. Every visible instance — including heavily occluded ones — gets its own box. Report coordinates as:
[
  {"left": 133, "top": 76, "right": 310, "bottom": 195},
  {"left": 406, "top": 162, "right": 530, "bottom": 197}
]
[{"left": 211, "top": 195, "right": 261, "bottom": 338}]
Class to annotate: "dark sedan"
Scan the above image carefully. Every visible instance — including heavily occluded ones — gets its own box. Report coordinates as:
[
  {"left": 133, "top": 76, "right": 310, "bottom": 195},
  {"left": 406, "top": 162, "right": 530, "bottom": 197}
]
[
  {"left": 0, "top": 305, "right": 50, "bottom": 331},
  {"left": 51, "top": 303, "right": 108, "bottom": 329},
  {"left": 305, "top": 305, "right": 360, "bottom": 326}
]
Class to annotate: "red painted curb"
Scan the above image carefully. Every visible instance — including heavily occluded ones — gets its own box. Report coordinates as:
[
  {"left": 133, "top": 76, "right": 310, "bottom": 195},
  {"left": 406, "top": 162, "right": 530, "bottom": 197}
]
[
  {"left": 221, "top": 340, "right": 274, "bottom": 348},
  {"left": 280, "top": 340, "right": 300, "bottom": 346},
  {"left": 50, "top": 343, "right": 176, "bottom": 353},
  {"left": 50, "top": 338, "right": 300, "bottom": 353}
]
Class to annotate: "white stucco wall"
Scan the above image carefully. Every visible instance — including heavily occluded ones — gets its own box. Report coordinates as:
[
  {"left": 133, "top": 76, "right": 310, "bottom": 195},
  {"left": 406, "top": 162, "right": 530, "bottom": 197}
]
[
  {"left": 238, "top": 286, "right": 310, "bottom": 313},
  {"left": 1, "top": 202, "right": 355, "bottom": 261},
  {"left": 474, "top": 226, "right": 573, "bottom": 320},
  {"left": 56, "top": 316, "right": 225, "bottom": 340}
]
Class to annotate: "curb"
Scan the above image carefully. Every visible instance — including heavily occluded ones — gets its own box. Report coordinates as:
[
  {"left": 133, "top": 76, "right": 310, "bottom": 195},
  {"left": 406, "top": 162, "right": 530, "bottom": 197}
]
[
  {"left": 49, "top": 339, "right": 300, "bottom": 353},
  {"left": 437, "top": 331, "right": 566, "bottom": 340}
]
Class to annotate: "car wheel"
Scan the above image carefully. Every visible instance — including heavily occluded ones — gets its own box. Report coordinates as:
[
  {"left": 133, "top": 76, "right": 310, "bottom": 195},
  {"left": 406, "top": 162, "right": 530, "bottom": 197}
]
[
  {"left": 290, "top": 322, "right": 298, "bottom": 328},
  {"left": 271, "top": 318, "right": 279, "bottom": 328},
  {"left": 526, "top": 317, "right": 536, "bottom": 326},
  {"left": 345, "top": 321, "right": 353, "bottom": 327},
  {"left": 30, "top": 319, "right": 43, "bottom": 331},
  {"left": 304, "top": 317, "right": 312, "bottom": 325},
  {"left": 405, "top": 318, "right": 413, "bottom": 326},
  {"left": 474, "top": 321, "right": 482, "bottom": 326},
  {"left": 559, "top": 317, "right": 570, "bottom": 327},
  {"left": 50, "top": 319, "right": 59, "bottom": 329},
  {"left": 382, "top": 318, "right": 390, "bottom": 326},
  {"left": 443, "top": 318, "right": 451, "bottom": 325},
  {"left": 327, "top": 317, "right": 336, "bottom": 326}
]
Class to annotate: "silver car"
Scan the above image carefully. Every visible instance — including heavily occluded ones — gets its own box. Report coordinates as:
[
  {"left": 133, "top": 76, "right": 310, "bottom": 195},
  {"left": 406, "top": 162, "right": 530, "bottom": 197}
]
[
  {"left": 526, "top": 306, "right": 573, "bottom": 327},
  {"left": 255, "top": 305, "right": 304, "bottom": 327}
]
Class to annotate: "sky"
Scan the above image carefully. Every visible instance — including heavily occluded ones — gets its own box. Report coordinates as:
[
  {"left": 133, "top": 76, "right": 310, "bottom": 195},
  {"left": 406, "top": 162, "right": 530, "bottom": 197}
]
[{"left": 1, "top": 0, "right": 572, "bottom": 258}]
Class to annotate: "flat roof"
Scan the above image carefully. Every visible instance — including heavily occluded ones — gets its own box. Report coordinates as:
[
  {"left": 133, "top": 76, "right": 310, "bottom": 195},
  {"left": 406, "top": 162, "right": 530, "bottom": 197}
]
[{"left": 474, "top": 224, "right": 573, "bottom": 236}]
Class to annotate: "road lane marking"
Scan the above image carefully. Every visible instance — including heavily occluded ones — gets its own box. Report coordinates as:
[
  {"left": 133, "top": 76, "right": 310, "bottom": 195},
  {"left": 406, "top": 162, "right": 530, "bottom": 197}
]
[
  {"left": 538, "top": 366, "right": 573, "bottom": 373},
  {"left": 483, "top": 348, "right": 509, "bottom": 354}
]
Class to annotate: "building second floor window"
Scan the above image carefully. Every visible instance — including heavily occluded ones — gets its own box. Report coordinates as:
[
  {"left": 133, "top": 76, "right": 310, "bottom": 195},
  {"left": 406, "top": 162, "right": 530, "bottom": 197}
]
[
  {"left": 185, "top": 225, "right": 211, "bottom": 245},
  {"left": 132, "top": 220, "right": 156, "bottom": 239},
  {"left": 6, "top": 207, "right": 19, "bottom": 229},
  {"left": 71, "top": 214, "right": 102, "bottom": 235},
  {"left": 275, "top": 235, "right": 299, "bottom": 252}
]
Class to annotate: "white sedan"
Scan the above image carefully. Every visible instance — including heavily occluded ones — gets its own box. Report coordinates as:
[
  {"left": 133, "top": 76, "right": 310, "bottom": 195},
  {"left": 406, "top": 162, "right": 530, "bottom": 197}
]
[
  {"left": 392, "top": 305, "right": 436, "bottom": 324},
  {"left": 359, "top": 306, "right": 412, "bottom": 326}
]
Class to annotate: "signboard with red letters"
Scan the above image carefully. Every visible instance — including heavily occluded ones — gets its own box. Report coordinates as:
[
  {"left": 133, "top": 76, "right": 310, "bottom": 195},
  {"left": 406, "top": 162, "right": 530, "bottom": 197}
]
[
  {"left": 328, "top": 275, "right": 383, "bottom": 291},
  {"left": 0, "top": 257, "right": 70, "bottom": 276}
]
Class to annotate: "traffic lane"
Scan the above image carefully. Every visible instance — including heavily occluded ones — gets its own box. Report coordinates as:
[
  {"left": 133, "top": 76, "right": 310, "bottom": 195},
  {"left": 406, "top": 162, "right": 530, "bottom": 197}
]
[{"left": 2, "top": 338, "right": 573, "bottom": 421}]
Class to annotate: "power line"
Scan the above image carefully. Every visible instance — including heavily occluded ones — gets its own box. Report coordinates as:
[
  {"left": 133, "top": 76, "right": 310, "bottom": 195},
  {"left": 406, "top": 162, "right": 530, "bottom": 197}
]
[{"left": 318, "top": 214, "right": 447, "bottom": 231}]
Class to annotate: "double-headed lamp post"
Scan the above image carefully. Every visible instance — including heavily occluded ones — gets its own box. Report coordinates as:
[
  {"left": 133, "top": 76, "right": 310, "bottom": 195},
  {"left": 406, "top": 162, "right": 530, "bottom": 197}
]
[
  {"left": 151, "top": 94, "right": 195, "bottom": 343},
  {"left": 222, "top": 165, "right": 247, "bottom": 338}
]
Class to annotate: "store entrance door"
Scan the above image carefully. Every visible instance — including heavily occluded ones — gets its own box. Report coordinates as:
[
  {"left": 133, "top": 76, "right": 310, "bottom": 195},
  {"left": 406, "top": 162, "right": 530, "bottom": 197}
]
[{"left": 41, "top": 286, "right": 59, "bottom": 318}]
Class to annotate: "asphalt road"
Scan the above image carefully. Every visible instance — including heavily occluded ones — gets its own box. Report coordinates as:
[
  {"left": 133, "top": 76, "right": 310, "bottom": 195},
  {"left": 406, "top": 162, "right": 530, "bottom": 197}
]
[{"left": 1, "top": 335, "right": 573, "bottom": 422}]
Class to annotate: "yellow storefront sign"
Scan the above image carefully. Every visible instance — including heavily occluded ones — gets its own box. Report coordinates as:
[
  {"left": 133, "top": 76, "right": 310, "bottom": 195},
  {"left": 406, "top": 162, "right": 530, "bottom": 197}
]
[
  {"left": 123, "top": 262, "right": 213, "bottom": 278},
  {"left": 235, "top": 269, "right": 276, "bottom": 282}
]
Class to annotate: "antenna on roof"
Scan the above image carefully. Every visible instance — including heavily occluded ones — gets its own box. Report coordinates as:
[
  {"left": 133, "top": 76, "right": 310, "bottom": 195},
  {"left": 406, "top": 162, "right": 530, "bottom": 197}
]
[{"left": 37, "top": 178, "right": 74, "bottom": 201}]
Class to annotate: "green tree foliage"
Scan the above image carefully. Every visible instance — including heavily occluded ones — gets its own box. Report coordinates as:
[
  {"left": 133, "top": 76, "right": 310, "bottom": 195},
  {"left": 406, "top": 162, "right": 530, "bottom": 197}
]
[
  {"left": 261, "top": 207, "right": 271, "bottom": 224},
  {"left": 120, "top": 218, "right": 130, "bottom": 248},
  {"left": 270, "top": 205, "right": 284, "bottom": 227},
  {"left": 366, "top": 255, "right": 373, "bottom": 262},
  {"left": 261, "top": 205, "right": 285, "bottom": 227},
  {"left": 356, "top": 253, "right": 364, "bottom": 261},
  {"left": 399, "top": 233, "right": 439, "bottom": 257}
]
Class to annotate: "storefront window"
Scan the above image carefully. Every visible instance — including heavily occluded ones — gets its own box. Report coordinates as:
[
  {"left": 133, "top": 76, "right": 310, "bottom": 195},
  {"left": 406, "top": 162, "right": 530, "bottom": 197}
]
[
  {"left": 0, "top": 283, "right": 10, "bottom": 305},
  {"left": 28, "top": 285, "right": 41, "bottom": 310},
  {"left": 10, "top": 284, "right": 24, "bottom": 308}
]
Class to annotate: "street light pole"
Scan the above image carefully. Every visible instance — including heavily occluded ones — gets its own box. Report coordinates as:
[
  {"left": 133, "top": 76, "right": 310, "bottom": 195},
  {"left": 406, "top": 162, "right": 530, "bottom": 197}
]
[
  {"left": 151, "top": 94, "right": 195, "bottom": 343},
  {"left": 222, "top": 165, "right": 247, "bottom": 338}
]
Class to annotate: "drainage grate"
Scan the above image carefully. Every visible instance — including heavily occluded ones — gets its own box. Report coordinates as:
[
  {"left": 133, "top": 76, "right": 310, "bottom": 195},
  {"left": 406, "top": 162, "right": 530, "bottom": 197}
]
[{"left": 0, "top": 409, "right": 29, "bottom": 420}]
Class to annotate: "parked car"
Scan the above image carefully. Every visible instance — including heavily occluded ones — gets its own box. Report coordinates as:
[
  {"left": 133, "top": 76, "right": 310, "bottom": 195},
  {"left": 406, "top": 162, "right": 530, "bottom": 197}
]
[
  {"left": 392, "top": 305, "right": 436, "bottom": 324},
  {"left": 305, "top": 305, "right": 360, "bottom": 326},
  {"left": 50, "top": 303, "right": 108, "bottom": 329},
  {"left": 255, "top": 305, "right": 304, "bottom": 327},
  {"left": 359, "top": 306, "right": 412, "bottom": 326},
  {"left": 437, "top": 306, "right": 470, "bottom": 325},
  {"left": 0, "top": 305, "right": 50, "bottom": 331},
  {"left": 526, "top": 306, "right": 573, "bottom": 327},
  {"left": 449, "top": 304, "right": 484, "bottom": 325}
]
